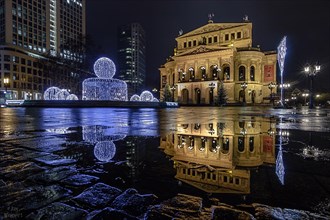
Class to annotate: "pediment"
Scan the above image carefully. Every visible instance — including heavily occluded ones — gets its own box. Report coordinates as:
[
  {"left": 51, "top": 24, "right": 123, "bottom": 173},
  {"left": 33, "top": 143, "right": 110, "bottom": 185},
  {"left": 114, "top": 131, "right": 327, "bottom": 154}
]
[{"left": 177, "top": 23, "right": 248, "bottom": 39}]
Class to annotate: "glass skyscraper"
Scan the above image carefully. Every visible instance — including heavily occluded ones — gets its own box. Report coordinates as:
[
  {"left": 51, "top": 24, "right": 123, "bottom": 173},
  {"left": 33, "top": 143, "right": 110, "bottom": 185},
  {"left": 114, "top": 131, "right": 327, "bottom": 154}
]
[
  {"left": 0, "top": 0, "right": 88, "bottom": 100},
  {"left": 117, "top": 23, "right": 146, "bottom": 98}
]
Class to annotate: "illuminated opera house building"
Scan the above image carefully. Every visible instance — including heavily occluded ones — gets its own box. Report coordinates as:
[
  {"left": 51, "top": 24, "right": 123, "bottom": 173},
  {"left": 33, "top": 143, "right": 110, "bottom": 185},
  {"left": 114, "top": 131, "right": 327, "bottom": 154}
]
[
  {"left": 160, "top": 117, "right": 276, "bottom": 194},
  {"left": 159, "top": 16, "right": 277, "bottom": 105}
]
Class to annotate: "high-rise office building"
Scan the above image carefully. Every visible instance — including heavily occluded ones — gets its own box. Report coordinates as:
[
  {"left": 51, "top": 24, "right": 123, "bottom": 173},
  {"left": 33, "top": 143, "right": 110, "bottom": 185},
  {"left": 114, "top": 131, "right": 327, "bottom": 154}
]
[
  {"left": 0, "top": 0, "right": 88, "bottom": 101},
  {"left": 117, "top": 23, "right": 146, "bottom": 98}
]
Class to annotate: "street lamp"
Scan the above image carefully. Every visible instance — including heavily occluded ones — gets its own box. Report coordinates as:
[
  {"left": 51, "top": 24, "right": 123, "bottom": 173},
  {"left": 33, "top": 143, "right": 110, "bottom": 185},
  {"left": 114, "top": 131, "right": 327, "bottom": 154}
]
[
  {"left": 268, "top": 82, "right": 276, "bottom": 105},
  {"left": 304, "top": 64, "right": 321, "bottom": 109},
  {"left": 240, "top": 82, "right": 247, "bottom": 104},
  {"left": 279, "top": 83, "right": 290, "bottom": 104},
  {"left": 302, "top": 93, "right": 309, "bottom": 106},
  {"left": 170, "top": 85, "right": 176, "bottom": 102}
]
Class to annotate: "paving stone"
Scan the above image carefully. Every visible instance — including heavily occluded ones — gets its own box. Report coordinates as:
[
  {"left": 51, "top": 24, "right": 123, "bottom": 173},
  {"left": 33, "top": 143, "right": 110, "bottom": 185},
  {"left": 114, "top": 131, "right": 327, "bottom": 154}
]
[
  {"left": 26, "top": 202, "right": 88, "bottom": 220},
  {"left": 211, "top": 205, "right": 255, "bottom": 220},
  {"left": 86, "top": 207, "right": 138, "bottom": 220},
  {"left": 61, "top": 174, "right": 99, "bottom": 186},
  {"left": 144, "top": 194, "right": 203, "bottom": 219},
  {"left": 9, "top": 185, "right": 72, "bottom": 212},
  {"left": 111, "top": 188, "right": 158, "bottom": 216},
  {"left": 73, "top": 183, "right": 122, "bottom": 208},
  {"left": 34, "top": 154, "right": 77, "bottom": 166},
  {"left": 26, "top": 166, "right": 77, "bottom": 184},
  {"left": 0, "top": 161, "right": 45, "bottom": 181}
]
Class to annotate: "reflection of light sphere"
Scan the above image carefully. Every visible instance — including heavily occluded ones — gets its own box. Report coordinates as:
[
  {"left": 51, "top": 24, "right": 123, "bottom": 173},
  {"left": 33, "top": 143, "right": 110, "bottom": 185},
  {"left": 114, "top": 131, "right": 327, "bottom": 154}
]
[
  {"left": 93, "top": 57, "right": 116, "bottom": 79},
  {"left": 56, "top": 89, "right": 70, "bottom": 100},
  {"left": 44, "top": 87, "right": 61, "bottom": 100},
  {"left": 140, "top": 91, "right": 154, "bottom": 102},
  {"left": 94, "top": 141, "right": 116, "bottom": 162},
  {"left": 130, "top": 94, "right": 140, "bottom": 101},
  {"left": 66, "top": 94, "right": 79, "bottom": 100},
  {"left": 152, "top": 98, "right": 159, "bottom": 102}
]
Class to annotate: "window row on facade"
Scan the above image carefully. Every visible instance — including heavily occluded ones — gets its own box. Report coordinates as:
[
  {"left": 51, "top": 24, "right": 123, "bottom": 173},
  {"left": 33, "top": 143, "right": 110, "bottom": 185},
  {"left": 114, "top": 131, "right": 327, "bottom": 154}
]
[
  {"left": 179, "top": 167, "right": 244, "bottom": 187},
  {"left": 177, "top": 135, "right": 256, "bottom": 154},
  {"left": 182, "top": 31, "right": 243, "bottom": 49},
  {"left": 167, "top": 65, "right": 256, "bottom": 83}
]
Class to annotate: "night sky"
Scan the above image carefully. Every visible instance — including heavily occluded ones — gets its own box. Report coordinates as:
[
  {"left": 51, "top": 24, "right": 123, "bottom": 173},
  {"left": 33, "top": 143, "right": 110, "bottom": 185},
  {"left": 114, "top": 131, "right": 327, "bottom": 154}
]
[{"left": 87, "top": 0, "right": 330, "bottom": 92}]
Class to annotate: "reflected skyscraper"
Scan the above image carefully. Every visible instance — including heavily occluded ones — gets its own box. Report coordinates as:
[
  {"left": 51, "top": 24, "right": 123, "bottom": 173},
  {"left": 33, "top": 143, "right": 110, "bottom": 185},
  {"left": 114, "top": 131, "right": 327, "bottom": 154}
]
[{"left": 117, "top": 23, "right": 146, "bottom": 98}]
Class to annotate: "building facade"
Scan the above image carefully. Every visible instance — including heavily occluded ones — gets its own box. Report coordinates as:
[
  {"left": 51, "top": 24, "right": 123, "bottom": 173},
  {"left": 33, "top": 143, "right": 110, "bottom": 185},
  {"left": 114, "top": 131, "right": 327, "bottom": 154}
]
[
  {"left": 160, "top": 117, "right": 276, "bottom": 193},
  {"left": 117, "top": 23, "right": 146, "bottom": 98},
  {"left": 160, "top": 18, "right": 277, "bottom": 105},
  {"left": 0, "top": 0, "right": 88, "bottom": 101}
]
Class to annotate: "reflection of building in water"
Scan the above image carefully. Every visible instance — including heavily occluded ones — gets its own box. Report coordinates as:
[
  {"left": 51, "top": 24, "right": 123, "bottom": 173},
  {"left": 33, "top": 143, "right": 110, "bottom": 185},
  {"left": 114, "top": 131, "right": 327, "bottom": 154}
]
[
  {"left": 124, "top": 136, "right": 147, "bottom": 182},
  {"left": 160, "top": 117, "right": 276, "bottom": 193},
  {"left": 83, "top": 125, "right": 127, "bottom": 162}
]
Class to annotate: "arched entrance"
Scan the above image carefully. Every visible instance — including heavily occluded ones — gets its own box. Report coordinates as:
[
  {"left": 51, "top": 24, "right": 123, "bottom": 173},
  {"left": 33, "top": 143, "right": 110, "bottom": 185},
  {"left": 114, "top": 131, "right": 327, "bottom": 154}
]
[
  {"left": 182, "top": 89, "right": 189, "bottom": 104},
  {"left": 251, "top": 90, "right": 256, "bottom": 103},
  {"left": 195, "top": 88, "right": 201, "bottom": 104},
  {"left": 209, "top": 88, "right": 214, "bottom": 105},
  {"left": 239, "top": 90, "right": 244, "bottom": 102}
]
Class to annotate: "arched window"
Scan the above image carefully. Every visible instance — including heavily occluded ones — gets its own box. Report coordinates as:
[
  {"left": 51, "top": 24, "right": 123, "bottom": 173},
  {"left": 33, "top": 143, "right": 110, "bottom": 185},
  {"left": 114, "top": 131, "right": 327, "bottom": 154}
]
[
  {"left": 195, "top": 88, "right": 201, "bottom": 104},
  {"left": 223, "top": 66, "right": 230, "bottom": 80},
  {"left": 249, "top": 137, "right": 254, "bottom": 152},
  {"left": 200, "top": 137, "right": 206, "bottom": 151},
  {"left": 222, "top": 137, "right": 229, "bottom": 154},
  {"left": 188, "top": 136, "right": 194, "bottom": 150},
  {"left": 188, "top": 67, "right": 195, "bottom": 80},
  {"left": 250, "top": 66, "right": 255, "bottom": 81},
  {"left": 178, "top": 68, "right": 184, "bottom": 82},
  {"left": 200, "top": 66, "right": 206, "bottom": 80},
  {"left": 210, "top": 139, "right": 218, "bottom": 153},
  {"left": 212, "top": 65, "right": 219, "bottom": 79},
  {"left": 238, "top": 137, "right": 245, "bottom": 152},
  {"left": 239, "top": 66, "right": 246, "bottom": 81}
]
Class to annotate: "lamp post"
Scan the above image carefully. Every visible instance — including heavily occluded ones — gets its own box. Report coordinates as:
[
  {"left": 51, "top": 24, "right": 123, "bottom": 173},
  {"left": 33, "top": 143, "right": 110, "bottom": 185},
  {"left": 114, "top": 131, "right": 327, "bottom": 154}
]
[
  {"left": 268, "top": 82, "right": 276, "bottom": 105},
  {"left": 240, "top": 82, "right": 247, "bottom": 104},
  {"left": 304, "top": 64, "right": 321, "bottom": 109},
  {"left": 302, "top": 93, "right": 309, "bottom": 106},
  {"left": 279, "top": 83, "right": 290, "bottom": 104},
  {"left": 170, "top": 85, "right": 176, "bottom": 102}
]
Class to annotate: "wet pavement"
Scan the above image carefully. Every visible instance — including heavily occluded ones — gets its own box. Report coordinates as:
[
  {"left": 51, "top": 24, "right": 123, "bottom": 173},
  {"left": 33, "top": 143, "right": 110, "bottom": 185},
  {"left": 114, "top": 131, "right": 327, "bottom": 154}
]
[{"left": 0, "top": 106, "right": 329, "bottom": 219}]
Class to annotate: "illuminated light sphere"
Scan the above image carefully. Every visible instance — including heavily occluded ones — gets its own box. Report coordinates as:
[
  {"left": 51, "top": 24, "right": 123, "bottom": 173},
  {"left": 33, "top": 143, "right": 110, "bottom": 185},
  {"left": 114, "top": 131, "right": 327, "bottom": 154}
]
[
  {"left": 66, "top": 94, "right": 79, "bottom": 100},
  {"left": 82, "top": 125, "right": 126, "bottom": 143},
  {"left": 56, "top": 89, "right": 70, "bottom": 100},
  {"left": 82, "top": 78, "right": 128, "bottom": 101},
  {"left": 140, "top": 91, "right": 154, "bottom": 102},
  {"left": 130, "top": 94, "right": 140, "bottom": 101},
  {"left": 94, "top": 141, "right": 116, "bottom": 162},
  {"left": 93, "top": 57, "right": 116, "bottom": 79},
  {"left": 44, "top": 87, "right": 61, "bottom": 100},
  {"left": 152, "top": 98, "right": 159, "bottom": 102}
]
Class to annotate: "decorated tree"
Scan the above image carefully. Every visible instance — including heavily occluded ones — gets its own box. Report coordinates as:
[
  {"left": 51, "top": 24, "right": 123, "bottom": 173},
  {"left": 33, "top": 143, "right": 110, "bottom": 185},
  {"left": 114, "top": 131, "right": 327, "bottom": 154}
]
[
  {"left": 163, "top": 84, "right": 173, "bottom": 102},
  {"left": 216, "top": 82, "right": 228, "bottom": 106}
]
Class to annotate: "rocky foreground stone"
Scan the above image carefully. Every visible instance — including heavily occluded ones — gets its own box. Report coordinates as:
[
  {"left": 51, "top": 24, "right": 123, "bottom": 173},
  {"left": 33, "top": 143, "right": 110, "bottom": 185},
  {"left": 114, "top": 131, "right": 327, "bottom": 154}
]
[{"left": 1, "top": 138, "right": 330, "bottom": 220}]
